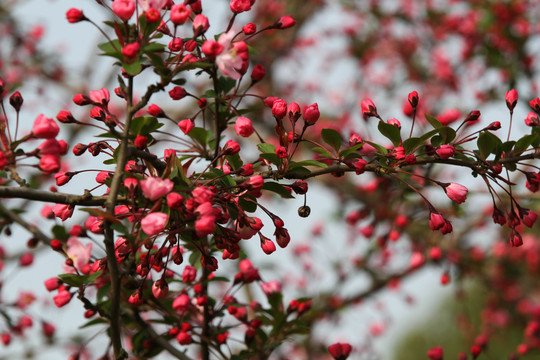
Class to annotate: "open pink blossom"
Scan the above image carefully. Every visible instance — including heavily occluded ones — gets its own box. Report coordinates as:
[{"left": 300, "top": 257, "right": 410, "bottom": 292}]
[
  {"left": 62, "top": 237, "right": 93, "bottom": 274},
  {"left": 140, "top": 176, "right": 173, "bottom": 200},
  {"left": 137, "top": 0, "right": 167, "bottom": 11},
  {"left": 261, "top": 280, "right": 281, "bottom": 295},
  {"left": 215, "top": 30, "right": 249, "bottom": 80},
  {"left": 141, "top": 212, "right": 168, "bottom": 236},
  {"left": 52, "top": 204, "right": 74, "bottom": 221}
]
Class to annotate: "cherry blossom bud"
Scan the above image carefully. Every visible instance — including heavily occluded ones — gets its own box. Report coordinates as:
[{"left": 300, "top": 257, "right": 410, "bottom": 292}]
[
  {"left": 32, "top": 114, "right": 59, "bottom": 139},
  {"left": 427, "top": 346, "right": 443, "bottom": 360},
  {"left": 50, "top": 239, "right": 63, "bottom": 251},
  {"left": 465, "top": 110, "right": 481, "bottom": 123},
  {"left": 148, "top": 104, "right": 165, "bottom": 117},
  {"left": 189, "top": 0, "right": 202, "bottom": 13},
  {"left": 141, "top": 212, "right": 168, "bottom": 236},
  {"left": 121, "top": 42, "right": 140, "bottom": 59},
  {"left": 264, "top": 96, "right": 278, "bottom": 107},
  {"left": 272, "top": 99, "right": 287, "bottom": 119},
  {"left": 54, "top": 172, "right": 73, "bottom": 186},
  {"left": 275, "top": 146, "right": 287, "bottom": 159},
  {"left": 9, "top": 91, "right": 23, "bottom": 112},
  {"left": 303, "top": 103, "right": 320, "bottom": 125},
  {"left": 429, "top": 213, "right": 445, "bottom": 231},
  {"left": 486, "top": 121, "right": 501, "bottom": 131},
  {"left": 276, "top": 15, "right": 296, "bottom": 29},
  {"left": 522, "top": 209, "right": 537, "bottom": 227},
  {"left": 56, "top": 110, "right": 76, "bottom": 123},
  {"left": 437, "top": 108, "right": 460, "bottom": 126},
  {"left": 243, "top": 22, "right": 256, "bottom": 35},
  {"left": 42, "top": 322, "right": 56, "bottom": 337},
  {"left": 89, "top": 88, "right": 110, "bottom": 107},
  {"left": 95, "top": 171, "right": 112, "bottom": 184},
  {"left": 440, "top": 272, "right": 450, "bottom": 285},
  {"left": 195, "top": 216, "right": 215, "bottom": 237},
  {"left": 170, "top": 4, "right": 191, "bottom": 25},
  {"left": 193, "top": 14, "right": 209, "bottom": 35},
  {"left": 505, "top": 89, "right": 518, "bottom": 111},
  {"left": 328, "top": 343, "right": 352, "bottom": 360},
  {"left": 525, "top": 112, "right": 540, "bottom": 127},
  {"left": 167, "top": 192, "right": 184, "bottom": 209},
  {"left": 39, "top": 155, "right": 61, "bottom": 173},
  {"left": 53, "top": 288, "right": 73, "bottom": 307},
  {"left": 44, "top": 278, "right": 62, "bottom": 291},
  {"left": 73, "top": 93, "right": 91, "bottom": 106},
  {"left": 152, "top": 279, "right": 169, "bottom": 299},
  {"left": 52, "top": 204, "right": 74, "bottom": 221},
  {"left": 112, "top": 0, "right": 135, "bottom": 21},
  {"left": 230, "top": 0, "right": 252, "bottom": 13},
  {"left": 261, "top": 238, "right": 276, "bottom": 254},
  {"left": 444, "top": 183, "right": 468, "bottom": 204},
  {"left": 19, "top": 252, "right": 34, "bottom": 266},
  {"left": 291, "top": 180, "right": 308, "bottom": 195},
  {"left": 168, "top": 37, "right": 184, "bottom": 52},
  {"left": 144, "top": 8, "right": 161, "bottom": 23},
  {"left": 440, "top": 221, "right": 453, "bottom": 234},
  {"left": 360, "top": 98, "right": 378, "bottom": 117},
  {"left": 529, "top": 97, "right": 540, "bottom": 113},
  {"left": 169, "top": 86, "right": 186, "bottom": 100},
  {"left": 176, "top": 332, "right": 192, "bottom": 345},
  {"left": 134, "top": 135, "right": 147, "bottom": 148},
  {"left": 387, "top": 117, "right": 401, "bottom": 129},
  {"left": 235, "top": 117, "right": 254, "bottom": 137},
  {"left": 251, "top": 64, "right": 265, "bottom": 81},
  {"left": 1, "top": 333, "right": 11, "bottom": 346},
  {"left": 408, "top": 90, "right": 419, "bottom": 108},
  {"left": 223, "top": 140, "right": 240, "bottom": 155},
  {"left": 435, "top": 144, "right": 455, "bottom": 159},
  {"left": 201, "top": 40, "right": 224, "bottom": 57},
  {"left": 352, "top": 158, "right": 367, "bottom": 174},
  {"left": 178, "top": 119, "right": 194, "bottom": 135},
  {"left": 128, "top": 290, "right": 143, "bottom": 306},
  {"left": 66, "top": 8, "right": 86, "bottom": 23}
]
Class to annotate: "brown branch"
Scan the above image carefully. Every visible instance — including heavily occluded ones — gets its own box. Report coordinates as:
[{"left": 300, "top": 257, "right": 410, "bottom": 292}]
[
  {"left": 0, "top": 202, "right": 52, "bottom": 245},
  {"left": 0, "top": 186, "right": 126, "bottom": 206}
]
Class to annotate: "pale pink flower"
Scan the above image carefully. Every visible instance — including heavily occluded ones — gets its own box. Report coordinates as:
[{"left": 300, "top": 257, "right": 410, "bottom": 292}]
[
  {"left": 141, "top": 212, "right": 168, "bottom": 236},
  {"left": 63, "top": 237, "right": 92, "bottom": 274},
  {"left": 137, "top": 0, "right": 167, "bottom": 11},
  {"left": 444, "top": 183, "right": 468, "bottom": 204},
  {"left": 140, "top": 176, "right": 173, "bottom": 200},
  {"left": 215, "top": 30, "right": 249, "bottom": 80},
  {"left": 261, "top": 280, "right": 281, "bottom": 295},
  {"left": 52, "top": 204, "right": 74, "bottom": 221},
  {"left": 89, "top": 88, "right": 110, "bottom": 106}
]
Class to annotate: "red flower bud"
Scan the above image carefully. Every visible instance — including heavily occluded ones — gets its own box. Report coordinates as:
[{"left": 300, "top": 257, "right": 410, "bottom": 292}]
[
  {"left": 276, "top": 15, "right": 296, "bottom": 29},
  {"left": 9, "top": 91, "right": 23, "bottom": 112},
  {"left": 251, "top": 64, "right": 265, "bottom": 81},
  {"left": 66, "top": 8, "right": 86, "bottom": 23},
  {"left": 505, "top": 89, "right": 518, "bottom": 111},
  {"left": 243, "top": 22, "right": 256, "bottom": 35},
  {"left": 408, "top": 90, "right": 418, "bottom": 108}
]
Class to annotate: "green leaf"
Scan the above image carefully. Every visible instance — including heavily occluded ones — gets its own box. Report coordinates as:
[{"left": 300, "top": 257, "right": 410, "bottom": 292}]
[
  {"left": 259, "top": 153, "right": 280, "bottom": 165},
  {"left": 514, "top": 134, "right": 539, "bottom": 153},
  {"left": 477, "top": 131, "right": 502, "bottom": 159},
  {"left": 143, "top": 42, "right": 165, "bottom": 53},
  {"left": 262, "top": 182, "right": 295, "bottom": 198},
  {"left": 378, "top": 121, "right": 401, "bottom": 146},
  {"left": 51, "top": 225, "right": 69, "bottom": 242},
  {"left": 130, "top": 116, "right": 163, "bottom": 136},
  {"left": 339, "top": 143, "right": 365, "bottom": 159},
  {"left": 238, "top": 196, "right": 257, "bottom": 213},
  {"left": 437, "top": 126, "right": 456, "bottom": 144},
  {"left": 58, "top": 273, "right": 85, "bottom": 287},
  {"left": 424, "top": 113, "right": 442, "bottom": 129},
  {"left": 226, "top": 153, "right": 243, "bottom": 170},
  {"left": 187, "top": 127, "right": 208, "bottom": 146},
  {"left": 288, "top": 160, "right": 328, "bottom": 169},
  {"left": 321, "top": 128, "right": 342, "bottom": 153},
  {"left": 285, "top": 166, "right": 312, "bottom": 176},
  {"left": 79, "top": 318, "right": 107, "bottom": 329},
  {"left": 98, "top": 40, "right": 123, "bottom": 60},
  {"left": 216, "top": 76, "right": 236, "bottom": 93},
  {"left": 365, "top": 141, "right": 388, "bottom": 155},
  {"left": 123, "top": 61, "right": 142, "bottom": 76},
  {"left": 312, "top": 146, "right": 333, "bottom": 159},
  {"left": 257, "top": 143, "right": 276, "bottom": 154},
  {"left": 403, "top": 129, "right": 440, "bottom": 154}
]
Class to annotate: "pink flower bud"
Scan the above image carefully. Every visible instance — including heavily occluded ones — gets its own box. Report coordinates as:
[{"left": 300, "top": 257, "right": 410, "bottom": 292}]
[
  {"left": 223, "top": 140, "right": 240, "bottom": 155},
  {"left": 251, "top": 64, "right": 265, "bottom": 81},
  {"left": 32, "top": 114, "right": 59, "bottom": 139},
  {"left": 112, "top": 0, "right": 135, "bottom": 21},
  {"left": 525, "top": 112, "right": 540, "bottom": 127},
  {"left": 429, "top": 213, "right": 445, "bottom": 231},
  {"left": 66, "top": 8, "right": 86, "bottom": 23},
  {"left": 275, "top": 146, "right": 287, "bottom": 159},
  {"left": 276, "top": 15, "right": 296, "bottom": 29},
  {"left": 235, "top": 117, "right": 254, "bottom": 137},
  {"left": 360, "top": 98, "right": 377, "bottom": 117},
  {"left": 44, "top": 278, "right": 62, "bottom": 291},
  {"left": 178, "top": 119, "right": 194, "bottom": 135},
  {"left": 437, "top": 108, "right": 460, "bottom": 126},
  {"left": 444, "top": 183, "right": 468, "bottom": 204},
  {"left": 170, "top": 4, "right": 191, "bottom": 25},
  {"left": 435, "top": 144, "right": 455, "bottom": 159},
  {"left": 192, "top": 14, "right": 209, "bottom": 34},
  {"left": 19, "top": 252, "right": 34, "bottom": 267},
  {"left": 134, "top": 135, "right": 147, "bottom": 148},
  {"left": 128, "top": 290, "right": 143, "bottom": 306},
  {"left": 56, "top": 110, "right": 76, "bottom": 123},
  {"left": 73, "top": 93, "right": 91, "bottom": 106},
  {"left": 201, "top": 40, "right": 224, "bottom": 57},
  {"left": 89, "top": 88, "right": 110, "bottom": 106},
  {"left": 121, "top": 42, "right": 140, "bottom": 59},
  {"left": 39, "top": 155, "right": 61, "bottom": 173},
  {"left": 52, "top": 204, "right": 74, "bottom": 221},
  {"left": 168, "top": 37, "right": 184, "bottom": 51},
  {"left": 243, "top": 22, "right": 256, "bottom": 35},
  {"left": 169, "top": 86, "right": 186, "bottom": 100},
  {"left": 152, "top": 279, "right": 169, "bottom": 299},
  {"left": 387, "top": 117, "right": 401, "bottom": 129},
  {"left": 352, "top": 158, "right": 367, "bottom": 175},
  {"left": 54, "top": 172, "right": 73, "bottom": 186},
  {"left": 272, "top": 99, "right": 287, "bottom": 119},
  {"left": 261, "top": 238, "right": 276, "bottom": 254},
  {"left": 303, "top": 103, "right": 320, "bottom": 125},
  {"left": 148, "top": 104, "right": 165, "bottom": 117},
  {"left": 408, "top": 90, "right": 419, "bottom": 108},
  {"left": 328, "top": 342, "right": 352, "bottom": 360},
  {"left": 9, "top": 91, "right": 23, "bottom": 112},
  {"left": 506, "top": 89, "right": 518, "bottom": 111},
  {"left": 427, "top": 346, "right": 443, "bottom": 360},
  {"left": 173, "top": 294, "right": 190, "bottom": 311},
  {"left": 141, "top": 212, "right": 168, "bottom": 236},
  {"left": 230, "top": 0, "right": 252, "bottom": 13},
  {"left": 53, "top": 288, "right": 73, "bottom": 307},
  {"left": 529, "top": 97, "right": 540, "bottom": 113}
]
